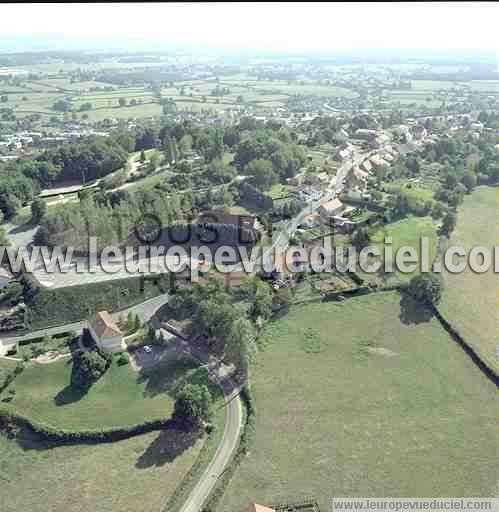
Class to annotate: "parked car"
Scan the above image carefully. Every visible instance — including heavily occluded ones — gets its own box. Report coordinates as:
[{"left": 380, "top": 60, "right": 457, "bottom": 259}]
[{"left": 143, "top": 345, "right": 152, "bottom": 354}]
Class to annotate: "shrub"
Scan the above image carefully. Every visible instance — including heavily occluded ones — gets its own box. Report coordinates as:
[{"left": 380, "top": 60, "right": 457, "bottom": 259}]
[{"left": 116, "top": 353, "right": 129, "bottom": 366}]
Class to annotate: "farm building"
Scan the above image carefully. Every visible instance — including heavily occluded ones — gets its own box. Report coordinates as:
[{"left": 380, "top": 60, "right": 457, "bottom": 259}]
[{"left": 88, "top": 311, "right": 125, "bottom": 353}]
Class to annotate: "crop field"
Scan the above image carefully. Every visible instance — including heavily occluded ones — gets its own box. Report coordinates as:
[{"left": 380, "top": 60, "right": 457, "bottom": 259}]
[
  {"left": 410, "top": 79, "right": 499, "bottom": 94},
  {"left": 82, "top": 102, "right": 162, "bottom": 121},
  {"left": 218, "top": 292, "right": 497, "bottom": 511},
  {"left": 439, "top": 186, "right": 497, "bottom": 372},
  {"left": 1, "top": 356, "right": 209, "bottom": 430}
]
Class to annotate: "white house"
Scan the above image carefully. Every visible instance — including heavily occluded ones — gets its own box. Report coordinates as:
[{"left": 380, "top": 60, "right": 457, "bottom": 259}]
[{"left": 88, "top": 311, "right": 125, "bottom": 353}]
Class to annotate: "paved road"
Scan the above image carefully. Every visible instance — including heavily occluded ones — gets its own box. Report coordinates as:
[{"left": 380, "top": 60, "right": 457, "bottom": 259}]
[
  {"left": 179, "top": 385, "right": 242, "bottom": 512},
  {"left": 153, "top": 325, "right": 243, "bottom": 512}
]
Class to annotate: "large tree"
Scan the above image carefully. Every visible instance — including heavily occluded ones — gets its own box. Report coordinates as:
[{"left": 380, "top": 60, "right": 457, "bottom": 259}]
[
  {"left": 440, "top": 211, "right": 457, "bottom": 237},
  {"left": 245, "top": 159, "right": 277, "bottom": 191},
  {"left": 407, "top": 273, "right": 443, "bottom": 306},
  {"left": 31, "top": 198, "right": 47, "bottom": 223},
  {"left": 70, "top": 347, "right": 112, "bottom": 391},
  {"left": 173, "top": 384, "right": 212, "bottom": 430}
]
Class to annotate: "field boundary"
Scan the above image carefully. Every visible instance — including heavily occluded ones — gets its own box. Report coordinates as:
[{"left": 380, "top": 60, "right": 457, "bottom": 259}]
[
  {"left": 430, "top": 304, "right": 498, "bottom": 386},
  {"left": 0, "top": 408, "right": 174, "bottom": 445}
]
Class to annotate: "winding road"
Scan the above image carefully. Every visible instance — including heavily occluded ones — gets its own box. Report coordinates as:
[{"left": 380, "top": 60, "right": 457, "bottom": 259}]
[
  {"left": 1, "top": 294, "right": 244, "bottom": 512},
  {"left": 175, "top": 338, "right": 243, "bottom": 512}
]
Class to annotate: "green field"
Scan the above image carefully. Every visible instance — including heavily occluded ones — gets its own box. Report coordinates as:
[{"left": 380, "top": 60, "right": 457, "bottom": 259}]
[
  {"left": 219, "top": 292, "right": 497, "bottom": 511},
  {"left": 0, "top": 350, "right": 226, "bottom": 512},
  {"left": 2, "top": 357, "right": 205, "bottom": 430},
  {"left": 371, "top": 216, "right": 438, "bottom": 283},
  {"left": 0, "top": 414, "right": 219, "bottom": 512},
  {"left": 439, "top": 186, "right": 497, "bottom": 372}
]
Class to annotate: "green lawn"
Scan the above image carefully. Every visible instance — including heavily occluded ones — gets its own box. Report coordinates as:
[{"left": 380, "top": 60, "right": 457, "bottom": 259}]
[
  {"left": 371, "top": 216, "right": 438, "bottom": 282},
  {"left": 266, "top": 183, "right": 295, "bottom": 200},
  {"left": 439, "top": 186, "right": 497, "bottom": 372},
  {"left": 2, "top": 357, "right": 207, "bottom": 430},
  {"left": 219, "top": 292, "right": 497, "bottom": 511},
  {"left": 385, "top": 182, "right": 435, "bottom": 202}
]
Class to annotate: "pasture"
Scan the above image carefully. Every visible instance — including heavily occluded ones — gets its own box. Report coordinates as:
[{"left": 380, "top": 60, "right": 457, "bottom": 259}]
[
  {"left": 0, "top": 403, "right": 225, "bottom": 512},
  {"left": 439, "top": 186, "right": 497, "bottom": 372},
  {"left": 218, "top": 292, "right": 497, "bottom": 511},
  {"left": 370, "top": 215, "right": 438, "bottom": 283}
]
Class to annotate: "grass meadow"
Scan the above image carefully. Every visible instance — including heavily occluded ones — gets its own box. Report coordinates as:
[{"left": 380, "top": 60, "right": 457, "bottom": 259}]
[
  {"left": 218, "top": 292, "right": 497, "bottom": 511},
  {"left": 371, "top": 215, "right": 438, "bottom": 283},
  {"left": 0, "top": 354, "right": 226, "bottom": 512},
  {"left": 439, "top": 186, "right": 497, "bottom": 372},
  {"left": 0, "top": 405, "right": 225, "bottom": 512}
]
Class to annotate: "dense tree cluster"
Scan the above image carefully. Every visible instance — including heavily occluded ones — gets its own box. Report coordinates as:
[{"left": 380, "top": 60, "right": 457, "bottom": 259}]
[
  {"left": 168, "top": 279, "right": 258, "bottom": 373},
  {"left": 34, "top": 137, "right": 128, "bottom": 184},
  {"left": 233, "top": 128, "right": 306, "bottom": 188}
]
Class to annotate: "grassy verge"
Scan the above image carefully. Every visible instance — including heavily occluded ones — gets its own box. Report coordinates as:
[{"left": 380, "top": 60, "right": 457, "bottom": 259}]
[{"left": 163, "top": 402, "right": 226, "bottom": 512}]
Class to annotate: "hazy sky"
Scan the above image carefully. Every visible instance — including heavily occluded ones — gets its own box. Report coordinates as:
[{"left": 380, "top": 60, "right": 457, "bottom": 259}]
[{"left": 1, "top": 2, "right": 498, "bottom": 53}]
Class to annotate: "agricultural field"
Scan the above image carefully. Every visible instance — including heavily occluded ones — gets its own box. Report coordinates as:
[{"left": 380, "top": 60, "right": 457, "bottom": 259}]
[
  {"left": 439, "top": 186, "right": 497, "bottom": 372},
  {"left": 1, "top": 356, "right": 207, "bottom": 430},
  {"left": 219, "top": 292, "right": 497, "bottom": 511}
]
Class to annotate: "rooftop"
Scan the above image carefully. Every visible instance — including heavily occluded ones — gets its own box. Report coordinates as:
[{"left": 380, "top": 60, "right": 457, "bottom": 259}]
[{"left": 90, "top": 311, "right": 122, "bottom": 339}]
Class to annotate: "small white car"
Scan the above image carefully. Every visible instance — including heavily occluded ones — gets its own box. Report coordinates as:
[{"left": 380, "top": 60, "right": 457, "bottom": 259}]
[{"left": 143, "top": 345, "right": 152, "bottom": 354}]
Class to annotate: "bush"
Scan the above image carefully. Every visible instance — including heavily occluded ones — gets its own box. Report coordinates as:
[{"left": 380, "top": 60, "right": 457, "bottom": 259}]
[{"left": 116, "top": 353, "right": 129, "bottom": 366}]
